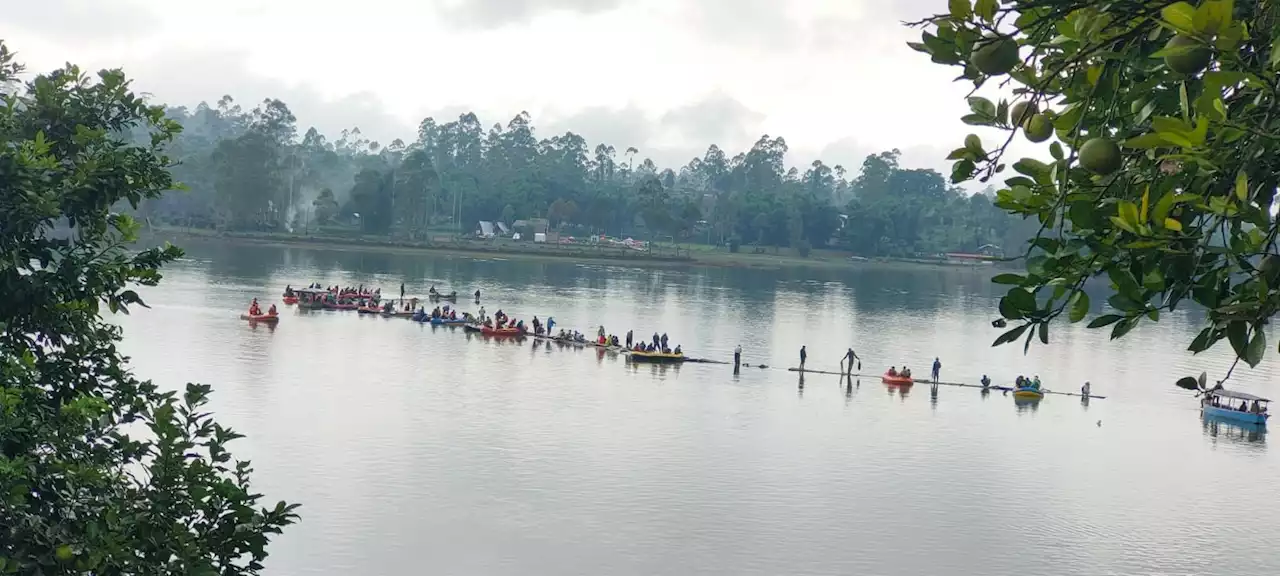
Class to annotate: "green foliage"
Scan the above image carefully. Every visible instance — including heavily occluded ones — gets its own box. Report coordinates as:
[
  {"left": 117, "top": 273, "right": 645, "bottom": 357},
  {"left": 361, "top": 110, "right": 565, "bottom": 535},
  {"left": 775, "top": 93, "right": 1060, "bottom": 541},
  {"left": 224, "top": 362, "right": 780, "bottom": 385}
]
[
  {"left": 132, "top": 96, "right": 1026, "bottom": 254},
  {"left": 912, "top": 0, "right": 1280, "bottom": 380},
  {"left": 0, "top": 42, "right": 296, "bottom": 573}
]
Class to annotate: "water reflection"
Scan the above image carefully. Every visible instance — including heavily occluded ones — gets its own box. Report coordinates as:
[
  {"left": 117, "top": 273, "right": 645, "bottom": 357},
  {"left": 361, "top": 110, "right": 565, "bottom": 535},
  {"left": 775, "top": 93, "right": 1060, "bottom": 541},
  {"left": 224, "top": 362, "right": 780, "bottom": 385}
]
[{"left": 1202, "top": 414, "right": 1268, "bottom": 446}]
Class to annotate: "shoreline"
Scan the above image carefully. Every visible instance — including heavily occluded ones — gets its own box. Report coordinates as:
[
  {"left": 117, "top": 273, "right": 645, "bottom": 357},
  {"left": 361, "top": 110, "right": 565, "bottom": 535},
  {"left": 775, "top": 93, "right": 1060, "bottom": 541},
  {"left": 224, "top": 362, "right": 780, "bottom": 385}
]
[{"left": 144, "top": 228, "right": 1008, "bottom": 273}]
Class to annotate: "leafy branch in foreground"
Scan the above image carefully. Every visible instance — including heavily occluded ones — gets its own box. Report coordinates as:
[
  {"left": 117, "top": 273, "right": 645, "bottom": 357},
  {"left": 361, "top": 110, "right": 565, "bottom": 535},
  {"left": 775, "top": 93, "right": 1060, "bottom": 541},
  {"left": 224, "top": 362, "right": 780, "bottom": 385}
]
[
  {"left": 0, "top": 41, "right": 297, "bottom": 574},
  {"left": 910, "top": 0, "right": 1280, "bottom": 383}
]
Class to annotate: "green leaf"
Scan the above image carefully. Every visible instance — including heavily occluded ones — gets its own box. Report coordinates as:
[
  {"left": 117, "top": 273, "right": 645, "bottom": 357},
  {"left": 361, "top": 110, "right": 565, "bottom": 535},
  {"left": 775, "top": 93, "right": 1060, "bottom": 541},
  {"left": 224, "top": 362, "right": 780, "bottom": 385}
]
[
  {"left": 950, "top": 159, "right": 976, "bottom": 183},
  {"left": 974, "top": 0, "right": 997, "bottom": 21},
  {"left": 1122, "top": 133, "right": 1170, "bottom": 149},
  {"left": 1175, "top": 376, "right": 1201, "bottom": 390},
  {"left": 961, "top": 114, "right": 991, "bottom": 126},
  {"left": 1110, "top": 216, "right": 1138, "bottom": 234},
  {"left": 999, "top": 295, "right": 1024, "bottom": 320},
  {"left": 1118, "top": 200, "right": 1140, "bottom": 228},
  {"left": 1068, "top": 291, "right": 1090, "bottom": 322},
  {"left": 1161, "top": 2, "right": 1197, "bottom": 32},
  {"left": 1227, "top": 320, "right": 1249, "bottom": 361},
  {"left": 993, "top": 323, "right": 1030, "bottom": 347},
  {"left": 1006, "top": 287, "right": 1037, "bottom": 313},
  {"left": 1107, "top": 266, "right": 1142, "bottom": 296},
  {"left": 1235, "top": 170, "right": 1248, "bottom": 201},
  {"left": 949, "top": 0, "right": 971, "bottom": 20},
  {"left": 1108, "top": 294, "right": 1142, "bottom": 312},
  {"left": 1012, "top": 158, "right": 1050, "bottom": 178},
  {"left": 1188, "top": 326, "right": 1217, "bottom": 353},
  {"left": 1151, "top": 190, "right": 1177, "bottom": 224},
  {"left": 1164, "top": 218, "right": 1183, "bottom": 231},
  {"left": 1087, "top": 314, "right": 1124, "bottom": 328},
  {"left": 1245, "top": 326, "right": 1266, "bottom": 367},
  {"left": 1271, "top": 36, "right": 1280, "bottom": 69},
  {"left": 991, "top": 273, "right": 1025, "bottom": 285},
  {"left": 1151, "top": 116, "right": 1190, "bottom": 136},
  {"left": 1037, "top": 321, "right": 1049, "bottom": 345},
  {"left": 1140, "top": 186, "right": 1150, "bottom": 224},
  {"left": 967, "top": 97, "right": 996, "bottom": 118},
  {"left": 1142, "top": 269, "right": 1166, "bottom": 292},
  {"left": 1110, "top": 317, "right": 1139, "bottom": 340}
]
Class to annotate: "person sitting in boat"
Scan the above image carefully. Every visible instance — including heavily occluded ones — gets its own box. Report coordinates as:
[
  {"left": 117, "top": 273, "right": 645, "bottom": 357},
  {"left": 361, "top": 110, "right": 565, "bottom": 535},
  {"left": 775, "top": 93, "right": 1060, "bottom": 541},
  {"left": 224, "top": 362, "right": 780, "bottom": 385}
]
[
  {"left": 887, "top": 367, "right": 898, "bottom": 377},
  {"left": 1032, "top": 375, "right": 1042, "bottom": 390},
  {"left": 1015, "top": 375, "right": 1024, "bottom": 388},
  {"left": 981, "top": 375, "right": 991, "bottom": 388},
  {"left": 267, "top": 304, "right": 277, "bottom": 316},
  {"left": 902, "top": 367, "right": 912, "bottom": 378},
  {"left": 249, "top": 299, "right": 261, "bottom": 316},
  {"left": 673, "top": 345, "right": 682, "bottom": 355},
  {"left": 284, "top": 285, "right": 294, "bottom": 297}
]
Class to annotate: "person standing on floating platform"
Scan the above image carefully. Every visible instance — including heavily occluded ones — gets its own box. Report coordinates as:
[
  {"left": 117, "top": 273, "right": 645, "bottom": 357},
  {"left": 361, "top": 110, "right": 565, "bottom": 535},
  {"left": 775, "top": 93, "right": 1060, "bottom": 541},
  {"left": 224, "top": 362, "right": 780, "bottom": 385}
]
[
  {"left": 734, "top": 344, "right": 742, "bottom": 373},
  {"left": 842, "top": 348, "right": 860, "bottom": 376},
  {"left": 931, "top": 357, "right": 942, "bottom": 382},
  {"left": 626, "top": 330, "right": 633, "bottom": 348},
  {"left": 1081, "top": 381, "right": 1091, "bottom": 397},
  {"left": 799, "top": 345, "right": 807, "bottom": 371}
]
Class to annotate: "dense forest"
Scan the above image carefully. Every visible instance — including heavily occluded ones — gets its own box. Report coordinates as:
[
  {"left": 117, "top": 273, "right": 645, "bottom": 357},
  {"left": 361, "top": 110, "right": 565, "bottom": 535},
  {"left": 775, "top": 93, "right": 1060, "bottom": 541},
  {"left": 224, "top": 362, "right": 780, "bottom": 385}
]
[{"left": 137, "top": 96, "right": 1036, "bottom": 257}]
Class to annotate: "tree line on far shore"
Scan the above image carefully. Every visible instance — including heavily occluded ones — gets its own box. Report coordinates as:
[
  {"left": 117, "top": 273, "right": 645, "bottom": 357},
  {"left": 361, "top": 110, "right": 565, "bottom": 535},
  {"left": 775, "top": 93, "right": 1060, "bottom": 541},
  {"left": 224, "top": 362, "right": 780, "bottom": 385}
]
[{"left": 138, "top": 96, "right": 1036, "bottom": 258}]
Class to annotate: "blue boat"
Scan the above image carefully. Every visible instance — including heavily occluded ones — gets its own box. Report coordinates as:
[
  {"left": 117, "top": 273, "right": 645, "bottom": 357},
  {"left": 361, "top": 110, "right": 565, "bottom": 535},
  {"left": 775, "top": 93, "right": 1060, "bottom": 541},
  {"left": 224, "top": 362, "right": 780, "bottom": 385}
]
[{"left": 1201, "top": 389, "right": 1270, "bottom": 426}]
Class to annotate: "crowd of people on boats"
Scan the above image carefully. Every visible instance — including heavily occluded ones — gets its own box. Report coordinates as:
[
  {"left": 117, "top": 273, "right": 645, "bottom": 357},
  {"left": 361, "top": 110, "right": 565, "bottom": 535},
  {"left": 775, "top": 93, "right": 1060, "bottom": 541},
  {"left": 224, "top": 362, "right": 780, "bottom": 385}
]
[
  {"left": 1205, "top": 394, "right": 1268, "bottom": 414},
  {"left": 478, "top": 309, "right": 528, "bottom": 333},
  {"left": 626, "top": 330, "right": 681, "bottom": 355},
  {"left": 1015, "top": 375, "right": 1042, "bottom": 390}
]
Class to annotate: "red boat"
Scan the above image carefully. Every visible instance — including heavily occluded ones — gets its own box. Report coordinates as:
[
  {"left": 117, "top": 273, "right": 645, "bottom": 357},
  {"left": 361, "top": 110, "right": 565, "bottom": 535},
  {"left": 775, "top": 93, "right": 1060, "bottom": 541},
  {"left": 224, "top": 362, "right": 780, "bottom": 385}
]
[
  {"left": 882, "top": 373, "right": 914, "bottom": 386},
  {"left": 240, "top": 313, "right": 279, "bottom": 324},
  {"left": 283, "top": 295, "right": 299, "bottom": 304},
  {"left": 481, "top": 326, "right": 525, "bottom": 337}
]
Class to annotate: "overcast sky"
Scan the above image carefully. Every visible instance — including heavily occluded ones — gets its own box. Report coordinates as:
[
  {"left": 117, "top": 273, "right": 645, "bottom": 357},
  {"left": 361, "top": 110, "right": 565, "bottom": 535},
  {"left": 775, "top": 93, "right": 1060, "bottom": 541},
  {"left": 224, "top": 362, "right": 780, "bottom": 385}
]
[{"left": 2, "top": 0, "right": 1024, "bottom": 176}]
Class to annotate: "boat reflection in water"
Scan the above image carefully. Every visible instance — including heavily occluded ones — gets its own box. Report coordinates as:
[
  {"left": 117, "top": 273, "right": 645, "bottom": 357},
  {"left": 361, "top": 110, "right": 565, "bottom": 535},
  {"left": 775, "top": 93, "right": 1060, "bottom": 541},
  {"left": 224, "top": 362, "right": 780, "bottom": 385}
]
[
  {"left": 1202, "top": 413, "right": 1267, "bottom": 446},
  {"left": 1013, "top": 395, "right": 1041, "bottom": 413}
]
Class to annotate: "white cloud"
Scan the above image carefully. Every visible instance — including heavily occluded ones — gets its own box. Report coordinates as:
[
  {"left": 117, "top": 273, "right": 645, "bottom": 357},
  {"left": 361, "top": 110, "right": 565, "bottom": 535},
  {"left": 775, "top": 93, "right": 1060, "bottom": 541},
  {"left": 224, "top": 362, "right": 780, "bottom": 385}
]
[{"left": 0, "top": 0, "right": 1040, "bottom": 179}]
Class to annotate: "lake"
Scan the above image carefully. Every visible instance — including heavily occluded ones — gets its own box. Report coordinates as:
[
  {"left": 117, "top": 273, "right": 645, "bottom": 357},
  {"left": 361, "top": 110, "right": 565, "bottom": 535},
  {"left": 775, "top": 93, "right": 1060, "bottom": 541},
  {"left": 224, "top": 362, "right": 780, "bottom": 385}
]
[{"left": 116, "top": 239, "right": 1278, "bottom": 576}]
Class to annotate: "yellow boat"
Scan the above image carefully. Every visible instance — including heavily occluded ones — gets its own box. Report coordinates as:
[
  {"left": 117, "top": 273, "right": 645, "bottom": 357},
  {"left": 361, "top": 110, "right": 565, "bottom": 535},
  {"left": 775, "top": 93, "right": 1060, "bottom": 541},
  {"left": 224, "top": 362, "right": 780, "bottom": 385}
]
[
  {"left": 1012, "top": 387, "right": 1044, "bottom": 400},
  {"left": 627, "top": 350, "right": 686, "bottom": 364}
]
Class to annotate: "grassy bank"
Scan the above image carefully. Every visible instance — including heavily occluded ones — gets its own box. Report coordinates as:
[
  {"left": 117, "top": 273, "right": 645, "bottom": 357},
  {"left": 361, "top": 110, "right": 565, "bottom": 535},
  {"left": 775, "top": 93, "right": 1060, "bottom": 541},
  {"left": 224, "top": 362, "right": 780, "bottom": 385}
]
[{"left": 146, "top": 227, "right": 1007, "bottom": 272}]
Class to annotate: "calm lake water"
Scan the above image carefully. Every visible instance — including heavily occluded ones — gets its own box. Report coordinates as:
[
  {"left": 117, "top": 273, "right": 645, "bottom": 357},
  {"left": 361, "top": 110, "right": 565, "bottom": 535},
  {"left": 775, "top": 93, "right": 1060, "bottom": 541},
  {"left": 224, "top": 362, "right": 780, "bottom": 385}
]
[{"left": 116, "top": 239, "right": 1278, "bottom": 576}]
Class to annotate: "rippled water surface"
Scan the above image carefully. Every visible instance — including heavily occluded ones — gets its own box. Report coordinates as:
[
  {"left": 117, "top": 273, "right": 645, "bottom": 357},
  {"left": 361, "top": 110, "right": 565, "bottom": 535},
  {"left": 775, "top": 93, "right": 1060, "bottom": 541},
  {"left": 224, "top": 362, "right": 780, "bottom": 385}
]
[{"left": 116, "top": 239, "right": 1278, "bottom": 576}]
